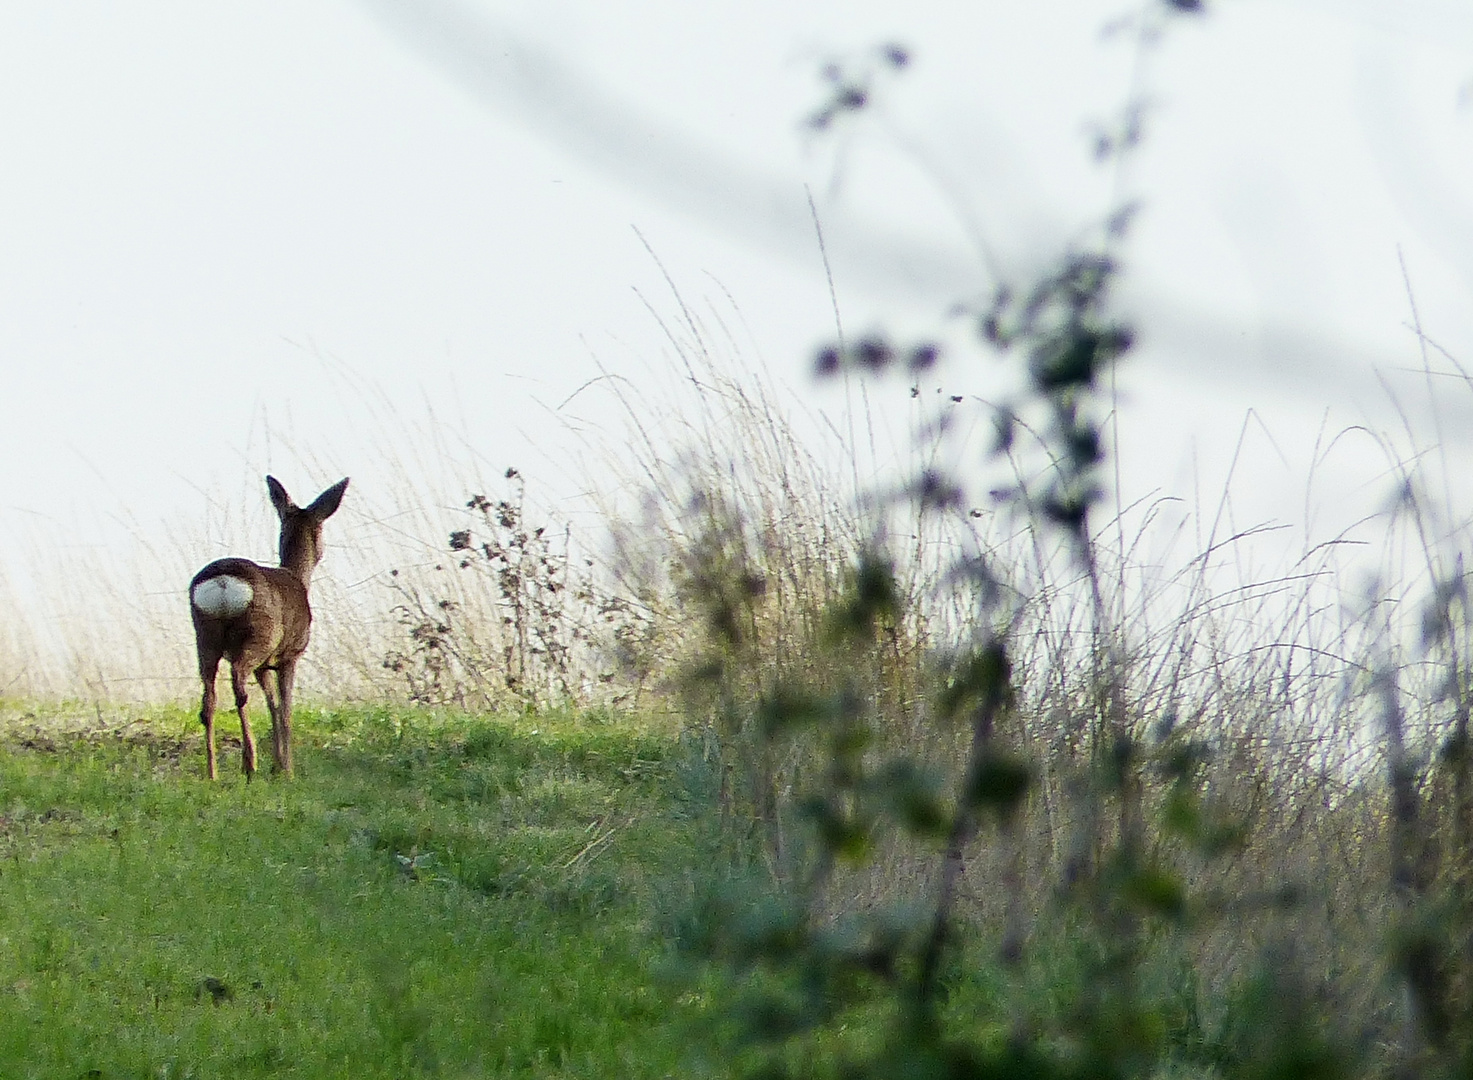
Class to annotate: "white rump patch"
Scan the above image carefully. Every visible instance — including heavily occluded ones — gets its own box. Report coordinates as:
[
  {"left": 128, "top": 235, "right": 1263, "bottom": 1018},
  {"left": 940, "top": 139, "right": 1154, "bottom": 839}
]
[{"left": 192, "top": 575, "right": 254, "bottom": 618}]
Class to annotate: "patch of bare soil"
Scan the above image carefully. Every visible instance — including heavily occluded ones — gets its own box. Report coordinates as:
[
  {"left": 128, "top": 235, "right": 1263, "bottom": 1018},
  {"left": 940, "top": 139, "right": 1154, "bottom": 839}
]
[{"left": 1, "top": 714, "right": 198, "bottom": 773}]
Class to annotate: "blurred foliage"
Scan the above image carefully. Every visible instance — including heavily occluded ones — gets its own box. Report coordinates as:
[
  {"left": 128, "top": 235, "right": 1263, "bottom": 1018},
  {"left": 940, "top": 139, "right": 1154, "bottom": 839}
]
[{"left": 676, "top": 2, "right": 1473, "bottom": 1077}]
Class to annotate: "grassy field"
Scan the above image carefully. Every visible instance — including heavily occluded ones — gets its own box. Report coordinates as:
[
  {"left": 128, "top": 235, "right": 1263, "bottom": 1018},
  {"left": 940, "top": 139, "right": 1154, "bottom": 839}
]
[{"left": 0, "top": 703, "right": 723, "bottom": 1079}]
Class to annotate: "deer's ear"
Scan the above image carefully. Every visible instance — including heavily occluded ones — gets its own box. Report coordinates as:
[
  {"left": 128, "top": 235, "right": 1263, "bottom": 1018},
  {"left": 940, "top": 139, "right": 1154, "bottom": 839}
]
[
  {"left": 307, "top": 478, "right": 349, "bottom": 521},
  {"left": 266, "top": 476, "right": 294, "bottom": 519}
]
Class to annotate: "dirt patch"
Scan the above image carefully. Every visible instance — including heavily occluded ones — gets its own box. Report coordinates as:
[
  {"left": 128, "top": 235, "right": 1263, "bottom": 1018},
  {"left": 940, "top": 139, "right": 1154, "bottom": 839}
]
[{"left": 2, "top": 720, "right": 199, "bottom": 770}]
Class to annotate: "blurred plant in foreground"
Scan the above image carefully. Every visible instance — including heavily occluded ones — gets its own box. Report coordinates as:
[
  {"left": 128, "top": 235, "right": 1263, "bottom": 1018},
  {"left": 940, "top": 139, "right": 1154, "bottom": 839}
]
[{"left": 672, "top": 2, "right": 1411, "bottom": 1077}]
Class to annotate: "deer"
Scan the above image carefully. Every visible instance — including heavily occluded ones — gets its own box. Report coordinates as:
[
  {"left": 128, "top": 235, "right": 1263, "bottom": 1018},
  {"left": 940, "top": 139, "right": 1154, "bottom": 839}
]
[{"left": 190, "top": 476, "right": 349, "bottom": 781}]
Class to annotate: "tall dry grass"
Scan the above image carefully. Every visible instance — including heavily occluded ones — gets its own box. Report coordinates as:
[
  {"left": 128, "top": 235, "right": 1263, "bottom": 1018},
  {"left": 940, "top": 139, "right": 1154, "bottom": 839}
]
[{"left": 585, "top": 258, "right": 1473, "bottom": 1073}]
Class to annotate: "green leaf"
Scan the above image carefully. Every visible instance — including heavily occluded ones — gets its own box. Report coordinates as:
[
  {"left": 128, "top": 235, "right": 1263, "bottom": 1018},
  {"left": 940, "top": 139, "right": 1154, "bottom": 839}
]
[
  {"left": 798, "top": 796, "right": 874, "bottom": 864},
  {"left": 938, "top": 642, "right": 1012, "bottom": 722},
  {"left": 758, "top": 682, "right": 833, "bottom": 737},
  {"left": 875, "top": 760, "right": 950, "bottom": 838},
  {"left": 1123, "top": 866, "right": 1187, "bottom": 921},
  {"left": 965, "top": 753, "right": 1033, "bottom": 816},
  {"left": 827, "top": 550, "right": 900, "bottom": 642}
]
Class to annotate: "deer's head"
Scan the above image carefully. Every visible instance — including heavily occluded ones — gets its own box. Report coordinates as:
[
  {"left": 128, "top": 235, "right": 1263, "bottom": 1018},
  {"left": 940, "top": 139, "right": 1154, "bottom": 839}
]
[{"left": 268, "top": 476, "right": 349, "bottom": 582}]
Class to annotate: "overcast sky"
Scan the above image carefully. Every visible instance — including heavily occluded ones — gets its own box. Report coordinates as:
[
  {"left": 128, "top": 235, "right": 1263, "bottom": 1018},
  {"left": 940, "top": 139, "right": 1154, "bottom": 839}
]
[{"left": 2, "top": 0, "right": 1471, "bottom": 587}]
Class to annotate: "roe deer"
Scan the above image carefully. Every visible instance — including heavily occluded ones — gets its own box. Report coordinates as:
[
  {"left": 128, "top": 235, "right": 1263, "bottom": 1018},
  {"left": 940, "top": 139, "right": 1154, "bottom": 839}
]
[{"left": 190, "top": 476, "right": 349, "bottom": 780}]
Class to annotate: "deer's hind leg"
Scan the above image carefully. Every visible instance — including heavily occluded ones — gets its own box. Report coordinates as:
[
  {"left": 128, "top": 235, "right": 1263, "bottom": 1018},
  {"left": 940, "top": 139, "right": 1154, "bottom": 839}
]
[
  {"left": 230, "top": 660, "right": 259, "bottom": 780},
  {"left": 276, "top": 659, "right": 298, "bottom": 778},
  {"left": 255, "top": 666, "right": 287, "bottom": 776},
  {"left": 199, "top": 652, "right": 221, "bottom": 781}
]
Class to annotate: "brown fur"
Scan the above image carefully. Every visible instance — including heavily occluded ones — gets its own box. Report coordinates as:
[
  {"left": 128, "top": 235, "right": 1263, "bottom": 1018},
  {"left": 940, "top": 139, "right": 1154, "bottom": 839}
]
[{"left": 190, "top": 476, "right": 348, "bottom": 780}]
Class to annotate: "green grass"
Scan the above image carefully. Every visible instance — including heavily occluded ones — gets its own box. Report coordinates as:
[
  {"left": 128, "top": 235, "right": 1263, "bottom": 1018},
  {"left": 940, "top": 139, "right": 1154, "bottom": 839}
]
[{"left": 0, "top": 703, "right": 718, "bottom": 1079}]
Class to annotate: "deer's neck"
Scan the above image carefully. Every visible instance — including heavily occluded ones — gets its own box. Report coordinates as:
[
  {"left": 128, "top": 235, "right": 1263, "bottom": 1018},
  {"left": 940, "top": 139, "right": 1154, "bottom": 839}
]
[
  {"left": 282, "top": 560, "right": 315, "bottom": 589},
  {"left": 279, "top": 535, "right": 319, "bottom": 589}
]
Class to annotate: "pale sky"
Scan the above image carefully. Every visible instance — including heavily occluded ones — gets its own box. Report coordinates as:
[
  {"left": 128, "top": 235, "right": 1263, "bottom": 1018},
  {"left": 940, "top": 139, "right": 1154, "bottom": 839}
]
[{"left": 2, "top": 0, "right": 1471, "bottom": 612}]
